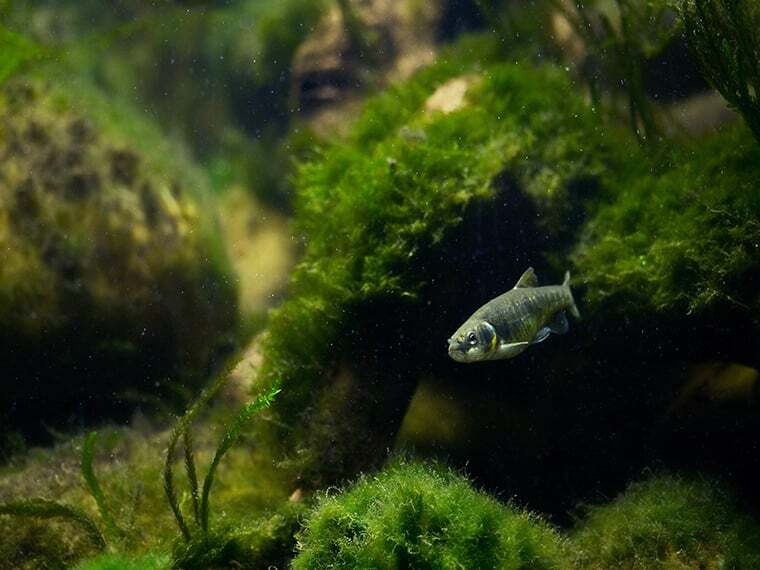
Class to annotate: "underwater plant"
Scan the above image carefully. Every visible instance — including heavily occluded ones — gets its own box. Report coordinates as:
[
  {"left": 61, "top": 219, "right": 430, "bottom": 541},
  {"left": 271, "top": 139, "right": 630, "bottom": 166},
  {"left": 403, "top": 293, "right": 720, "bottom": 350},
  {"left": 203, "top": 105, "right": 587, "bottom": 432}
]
[
  {"left": 571, "top": 474, "right": 760, "bottom": 568},
  {"left": 0, "top": 26, "right": 46, "bottom": 85},
  {"left": 679, "top": 0, "right": 760, "bottom": 144},
  {"left": 292, "top": 460, "right": 569, "bottom": 569},
  {"left": 0, "top": 357, "right": 289, "bottom": 568},
  {"left": 0, "top": 432, "right": 132, "bottom": 557},
  {"left": 548, "top": 0, "right": 677, "bottom": 143},
  {"left": 161, "top": 360, "right": 299, "bottom": 569},
  {"left": 163, "top": 360, "right": 280, "bottom": 541}
]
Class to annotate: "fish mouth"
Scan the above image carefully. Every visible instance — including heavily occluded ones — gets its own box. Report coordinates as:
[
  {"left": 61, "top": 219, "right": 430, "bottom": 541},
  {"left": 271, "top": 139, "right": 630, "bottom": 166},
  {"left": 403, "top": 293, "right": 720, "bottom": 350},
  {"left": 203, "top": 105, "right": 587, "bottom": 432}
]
[{"left": 448, "top": 342, "right": 467, "bottom": 362}]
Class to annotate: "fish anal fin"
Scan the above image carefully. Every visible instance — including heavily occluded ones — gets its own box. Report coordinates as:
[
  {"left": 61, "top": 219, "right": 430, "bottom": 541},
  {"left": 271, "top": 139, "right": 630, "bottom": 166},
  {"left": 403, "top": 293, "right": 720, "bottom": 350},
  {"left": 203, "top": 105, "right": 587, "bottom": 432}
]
[
  {"left": 547, "top": 310, "right": 569, "bottom": 335},
  {"left": 514, "top": 267, "right": 539, "bottom": 289}
]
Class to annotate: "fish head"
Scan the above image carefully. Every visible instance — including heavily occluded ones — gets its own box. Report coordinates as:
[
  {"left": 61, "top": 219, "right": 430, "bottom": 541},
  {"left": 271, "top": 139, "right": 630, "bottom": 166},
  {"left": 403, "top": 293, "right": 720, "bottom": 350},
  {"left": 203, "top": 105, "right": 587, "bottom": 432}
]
[{"left": 447, "top": 320, "right": 497, "bottom": 363}]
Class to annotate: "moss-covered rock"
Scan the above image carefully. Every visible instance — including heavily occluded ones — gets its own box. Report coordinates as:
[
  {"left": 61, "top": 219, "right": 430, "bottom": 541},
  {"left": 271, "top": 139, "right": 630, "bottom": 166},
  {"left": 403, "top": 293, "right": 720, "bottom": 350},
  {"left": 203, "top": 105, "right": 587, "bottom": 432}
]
[
  {"left": 171, "top": 501, "right": 306, "bottom": 570},
  {"left": 292, "top": 460, "right": 569, "bottom": 569},
  {"left": 255, "top": 38, "right": 627, "bottom": 490},
  {"left": 571, "top": 474, "right": 760, "bottom": 569},
  {"left": 571, "top": 124, "right": 760, "bottom": 367},
  {"left": 573, "top": 125, "right": 760, "bottom": 318},
  {"left": 0, "top": 80, "right": 237, "bottom": 439}
]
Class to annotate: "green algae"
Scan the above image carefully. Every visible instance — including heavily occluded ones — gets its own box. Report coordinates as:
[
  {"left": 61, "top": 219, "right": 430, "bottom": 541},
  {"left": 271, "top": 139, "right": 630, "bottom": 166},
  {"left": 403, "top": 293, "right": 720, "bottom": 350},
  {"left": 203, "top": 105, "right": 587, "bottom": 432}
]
[
  {"left": 292, "top": 460, "right": 569, "bottom": 569},
  {"left": 0, "top": 26, "right": 46, "bottom": 85},
  {"left": 74, "top": 552, "right": 170, "bottom": 570},
  {"left": 572, "top": 124, "right": 760, "bottom": 318},
  {"left": 571, "top": 474, "right": 760, "bottom": 569}
]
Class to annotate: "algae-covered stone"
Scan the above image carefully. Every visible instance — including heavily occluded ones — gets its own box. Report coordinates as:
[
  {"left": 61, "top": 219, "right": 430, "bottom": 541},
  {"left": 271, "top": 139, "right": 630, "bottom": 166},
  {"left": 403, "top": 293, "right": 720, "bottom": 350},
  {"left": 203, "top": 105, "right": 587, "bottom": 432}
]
[
  {"left": 256, "top": 39, "right": 626, "bottom": 490},
  {"left": 292, "top": 460, "right": 569, "bottom": 569},
  {"left": 572, "top": 123, "right": 760, "bottom": 369},
  {"left": 0, "top": 81, "right": 237, "bottom": 436},
  {"left": 571, "top": 474, "right": 760, "bottom": 568},
  {"left": 171, "top": 502, "right": 306, "bottom": 570}
]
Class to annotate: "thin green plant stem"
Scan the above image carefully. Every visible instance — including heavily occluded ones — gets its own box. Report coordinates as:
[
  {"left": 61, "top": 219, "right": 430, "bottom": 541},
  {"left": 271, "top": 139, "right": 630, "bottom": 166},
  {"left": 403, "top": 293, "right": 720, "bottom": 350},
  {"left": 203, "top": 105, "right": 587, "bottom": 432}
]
[
  {"left": 163, "top": 354, "right": 241, "bottom": 541},
  {"left": 199, "top": 386, "right": 281, "bottom": 533},
  {"left": 0, "top": 498, "right": 106, "bottom": 551},
  {"left": 82, "top": 432, "right": 123, "bottom": 540},
  {"left": 184, "top": 429, "right": 200, "bottom": 526}
]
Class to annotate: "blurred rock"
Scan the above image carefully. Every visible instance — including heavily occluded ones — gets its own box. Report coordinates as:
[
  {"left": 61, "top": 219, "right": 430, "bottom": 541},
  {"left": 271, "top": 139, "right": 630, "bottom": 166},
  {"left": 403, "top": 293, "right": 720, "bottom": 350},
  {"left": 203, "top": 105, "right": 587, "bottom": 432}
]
[
  {"left": 291, "top": 0, "right": 440, "bottom": 133},
  {"left": 218, "top": 188, "right": 295, "bottom": 316},
  {"left": 0, "top": 81, "right": 238, "bottom": 442}
]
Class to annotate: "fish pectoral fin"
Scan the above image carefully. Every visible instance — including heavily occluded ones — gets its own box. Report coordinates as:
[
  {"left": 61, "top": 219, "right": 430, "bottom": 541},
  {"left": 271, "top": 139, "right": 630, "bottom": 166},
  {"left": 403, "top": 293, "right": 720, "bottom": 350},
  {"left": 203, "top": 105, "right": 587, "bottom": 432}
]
[
  {"left": 530, "top": 327, "right": 552, "bottom": 345},
  {"left": 513, "top": 267, "right": 539, "bottom": 289},
  {"left": 498, "top": 340, "right": 530, "bottom": 358},
  {"left": 547, "top": 310, "right": 569, "bottom": 335},
  {"left": 502, "top": 341, "right": 530, "bottom": 348}
]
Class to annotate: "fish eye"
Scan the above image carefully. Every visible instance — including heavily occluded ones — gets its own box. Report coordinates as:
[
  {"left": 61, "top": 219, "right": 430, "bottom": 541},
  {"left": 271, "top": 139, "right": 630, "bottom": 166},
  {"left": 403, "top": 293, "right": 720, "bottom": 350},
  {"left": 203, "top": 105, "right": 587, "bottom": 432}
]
[{"left": 467, "top": 331, "right": 477, "bottom": 345}]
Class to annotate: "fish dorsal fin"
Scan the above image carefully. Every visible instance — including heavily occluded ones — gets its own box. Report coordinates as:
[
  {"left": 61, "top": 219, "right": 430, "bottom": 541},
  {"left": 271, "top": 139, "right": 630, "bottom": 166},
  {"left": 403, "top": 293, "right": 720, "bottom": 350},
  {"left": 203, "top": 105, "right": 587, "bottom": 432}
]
[{"left": 514, "top": 267, "right": 538, "bottom": 289}]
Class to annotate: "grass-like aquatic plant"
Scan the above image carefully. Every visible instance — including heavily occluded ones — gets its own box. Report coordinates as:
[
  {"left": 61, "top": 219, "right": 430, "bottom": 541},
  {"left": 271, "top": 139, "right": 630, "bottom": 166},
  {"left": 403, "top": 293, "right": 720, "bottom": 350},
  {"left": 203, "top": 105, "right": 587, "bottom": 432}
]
[
  {"left": 0, "top": 498, "right": 106, "bottom": 552},
  {"left": 82, "top": 432, "right": 124, "bottom": 541},
  {"left": 549, "top": 0, "right": 676, "bottom": 143},
  {"left": 163, "top": 356, "right": 281, "bottom": 542},
  {"left": 679, "top": 0, "right": 760, "bottom": 143},
  {"left": 0, "top": 430, "right": 129, "bottom": 553},
  {"left": 198, "top": 390, "right": 280, "bottom": 533}
]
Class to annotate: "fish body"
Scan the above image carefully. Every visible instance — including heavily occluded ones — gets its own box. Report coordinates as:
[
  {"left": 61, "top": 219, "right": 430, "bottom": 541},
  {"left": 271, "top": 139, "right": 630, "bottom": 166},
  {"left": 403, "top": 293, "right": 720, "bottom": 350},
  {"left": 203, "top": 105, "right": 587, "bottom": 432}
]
[{"left": 447, "top": 267, "right": 579, "bottom": 363}]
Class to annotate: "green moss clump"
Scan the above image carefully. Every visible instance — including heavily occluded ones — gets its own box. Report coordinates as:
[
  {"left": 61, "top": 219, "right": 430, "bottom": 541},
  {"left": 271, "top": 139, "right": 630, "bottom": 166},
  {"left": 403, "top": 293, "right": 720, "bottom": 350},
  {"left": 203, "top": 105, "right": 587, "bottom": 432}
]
[
  {"left": 571, "top": 474, "right": 760, "bottom": 569},
  {"left": 572, "top": 124, "right": 760, "bottom": 318},
  {"left": 0, "top": 79, "right": 238, "bottom": 436},
  {"left": 292, "top": 461, "right": 568, "bottom": 569}
]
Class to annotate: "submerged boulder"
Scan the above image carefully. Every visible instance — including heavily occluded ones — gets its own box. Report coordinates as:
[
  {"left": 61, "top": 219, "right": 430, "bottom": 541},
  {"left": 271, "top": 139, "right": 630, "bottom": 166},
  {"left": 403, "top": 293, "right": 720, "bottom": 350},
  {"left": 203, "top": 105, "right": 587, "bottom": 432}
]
[
  {"left": 570, "top": 123, "right": 760, "bottom": 386},
  {"left": 571, "top": 474, "right": 760, "bottom": 568},
  {"left": 0, "top": 81, "right": 238, "bottom": 440},
  {"left": 256, "top": 33, "right": 760, "bottom": 516},
  {"left": 255, "top": 40, "right": 626, "bottom": 492}
]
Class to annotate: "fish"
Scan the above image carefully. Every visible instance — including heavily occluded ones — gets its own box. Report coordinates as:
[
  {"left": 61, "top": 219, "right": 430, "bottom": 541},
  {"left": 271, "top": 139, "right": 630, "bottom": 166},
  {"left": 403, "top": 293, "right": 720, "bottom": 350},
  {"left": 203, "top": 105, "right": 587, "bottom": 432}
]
[{"left": 447, "top": 267, "right": 580, "bottom": 363}]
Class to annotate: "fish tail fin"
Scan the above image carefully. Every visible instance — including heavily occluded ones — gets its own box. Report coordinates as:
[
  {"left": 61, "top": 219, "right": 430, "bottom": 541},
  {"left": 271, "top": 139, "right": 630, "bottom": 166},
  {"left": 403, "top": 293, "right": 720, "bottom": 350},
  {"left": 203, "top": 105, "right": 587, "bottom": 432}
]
[{"left": 563, "top": 270, "right": 581, "bottom": 319}]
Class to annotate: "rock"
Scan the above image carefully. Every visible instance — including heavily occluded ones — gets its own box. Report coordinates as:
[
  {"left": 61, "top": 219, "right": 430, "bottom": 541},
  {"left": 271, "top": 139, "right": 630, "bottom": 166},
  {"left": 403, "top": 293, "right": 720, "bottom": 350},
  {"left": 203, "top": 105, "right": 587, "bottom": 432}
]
[
  {"left": 291, "top": 0, "right": 440, "bottom": 132},
  {"left": 423, "top": 74, "right": 479, "bottom": 114},
  {"left": 256, "top": 52, "right": 625, "bottom": 492},
  {"left": 0, "top": 81, "right": 238, "bottom": 441}
]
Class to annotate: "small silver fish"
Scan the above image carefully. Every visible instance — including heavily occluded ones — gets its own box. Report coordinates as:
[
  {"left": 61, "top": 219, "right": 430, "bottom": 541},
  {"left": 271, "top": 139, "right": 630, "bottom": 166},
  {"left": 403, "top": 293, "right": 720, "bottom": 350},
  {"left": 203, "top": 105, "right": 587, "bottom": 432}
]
[{"left": 447, "top": 267, "right": 580, "bottom": 363}]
